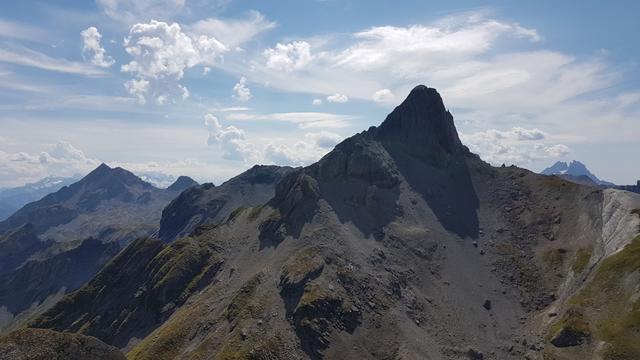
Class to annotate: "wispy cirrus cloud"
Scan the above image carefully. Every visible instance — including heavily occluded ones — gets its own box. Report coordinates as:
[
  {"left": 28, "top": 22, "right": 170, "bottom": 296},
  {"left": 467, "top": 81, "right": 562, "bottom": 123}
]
[
  {"left": 226, "top": 111, "right": 353, "bottom": 128},
  {"left": 0, "top": 18, "right": 49, "bottom": 43},
  {"left": 189, "top": 10, "right": 276, "bottom": 50},
  {"left": 0, "top": 45, "right": 106, "bottom": 76}
]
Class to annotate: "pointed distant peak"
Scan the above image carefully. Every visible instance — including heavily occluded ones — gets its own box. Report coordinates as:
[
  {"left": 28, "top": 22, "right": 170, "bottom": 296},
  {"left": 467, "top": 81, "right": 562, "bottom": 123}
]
[
  {"left": 81, "top": 163, "right": 149, "bottom": 188},
  {"left": 93, "top": 163, "right": 112, "bottom": 173},
  {"left": 373, "top": 85, "right": 464, "bottom": 161},
  {"left": 82, "top": 163, "right": 113, "bottom": 180},
  {"left": 168, "top": 176, "right": 198, "bottom": 192}
]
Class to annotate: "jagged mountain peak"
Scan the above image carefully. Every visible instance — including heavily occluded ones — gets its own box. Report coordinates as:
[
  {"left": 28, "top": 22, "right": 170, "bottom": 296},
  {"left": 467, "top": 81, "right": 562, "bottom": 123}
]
[
  {"left": 373, "top": 85, "right": 465, "bottom": 159},
  {"left": 167, "top": 176, "right": 198, "bottom": 192},
  {"left": 541, "top": 159, "right": 614, "bottom": 186}
]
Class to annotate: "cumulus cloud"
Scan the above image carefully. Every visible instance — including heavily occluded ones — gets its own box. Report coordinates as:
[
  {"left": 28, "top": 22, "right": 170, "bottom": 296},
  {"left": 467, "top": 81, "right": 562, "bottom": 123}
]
[
  {"left": 0, "top": 141, "right": 99, "bottom": 187},
  {"left": 178, "top": 84, "right": 189, "bottom": 99},
  {"left": 80, "top": 26, "right": 114, "bottom": 68},
  {"left": 204, "top": 114, "right": 254, "bottom": 161},
  {"left": 124, "top": 78, "right": 149, "bottom": 104},
  {"left": 460, "top": 127, "right": 569, "bottom": 165},
  {"left": 121, "top": 20, "right": 226, "bottom": 104},
  {"left": 312, "top": 98, "right": 322, "bottom": 105},
  {"left": 304, "top": 131, "right": 343, "bottom": 149},
  {"left": 232, "top": 76, "right": 252, "bottom": 102},
  {"left": 263, "top": 131, "right": 343, "bottom": 166},
  {"left": 264, "top": 41, "right": 312, "bottom": 72},
  {"left": 326, "top": 93, "right": 348, "bottom": 103},
  {"left": 189, "top": 11, "right": 276, "bottom": 50},
  {"left": 122, "top": 20, "right": 226, "bottom": 80},
  {"left": 372, "top": 88, "right": 394, "bottom": 102}
]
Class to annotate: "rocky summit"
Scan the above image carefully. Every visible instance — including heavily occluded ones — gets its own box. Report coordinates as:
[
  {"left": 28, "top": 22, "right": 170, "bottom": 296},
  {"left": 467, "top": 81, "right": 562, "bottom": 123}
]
[{"left": 4, "top": 86, "right": 640, "bottom": 360}]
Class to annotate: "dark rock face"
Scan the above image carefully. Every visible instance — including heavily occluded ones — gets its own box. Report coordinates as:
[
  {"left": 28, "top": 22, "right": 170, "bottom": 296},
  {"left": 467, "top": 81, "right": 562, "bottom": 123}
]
[
  {"left": 159, "top": 165, "right": 295, "bottom": 242},
  {"left": 550, "top": 327, "right": 588, "bottom": 347},
  {"left": 374, "top": 85, "right": 466, "bottom": 166},
  {"left": 275, "top": 85, "right": 479, "bottom": 239},
  {"left": 0, "top": 328, "right": 125, "bottom": 360}
]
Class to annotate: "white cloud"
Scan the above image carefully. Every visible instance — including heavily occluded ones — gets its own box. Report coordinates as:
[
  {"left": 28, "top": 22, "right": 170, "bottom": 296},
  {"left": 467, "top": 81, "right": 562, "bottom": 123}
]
[
  {"left": 121, "top": 20, "right": 227, "bottom": 103},
  {"left": 122, "top": 20, "right": 226, "bottom": 80},
  {"left": 460, "top": 127, "right": 569, "bottom": 166},
  {"left": 0, "top": 46, "right": 105, "bottom": 76},
  {"left": 263, "top": 131, "right": 343, "bottom": 166},
  {"left": 203, "top": 66, "right": 211, "bottom": 75},
  {"left": 0, "top": 141, "right": 99, "bottom": 187},
  {"left": 226, "top": 111, "right": 352, "bottom": 129},
  {"left": 326, "top": 93, "right": 348, "bottom": 103},
  {"left": 124, "top": 78, "right": 150, "bottom": 104},
  {"left": 312, "top": 98, "right": 322, "bottom": 105},
  {"left": 0, "top": 19, "right": 48, "bottom": 43},
  {"left": 304, "top": 131, "right": 343, "bottom": 149},
  {"left": 204, "top": 114, "right": 255, "bottom": 161},
  {"left": 232, "top": 76, "right": 252, "bottom": 102},
  {"left": 372, "top": 88, "right": 394, "bottom": 102},
  {"left": 264, "top": 41, "right": 313, "bottom": 72},
  {"left": 155, "top": 95, "right": 167, "bottom": 105},
  {"left": 178, "top": 84, "right": 189, "bottom": 99},
  {"left": 81, "top": 26, "right": 115, "bottom": 68},
  {"left": 0, "top": 71, "right": 49, "bottom": 93},
  {"left": 189, "top": 11, "right": 276, "bottom": 49},
  {"left": 224, "top": 12, "right": 639, "bottom": 153},
  {"left": 97, "top": 0, "right": 187, "bottom": 23}
]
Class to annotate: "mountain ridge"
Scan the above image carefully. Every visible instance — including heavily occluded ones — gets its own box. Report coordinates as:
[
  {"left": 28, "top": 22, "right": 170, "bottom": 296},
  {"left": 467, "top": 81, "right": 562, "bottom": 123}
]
[{"left": 17, "top": 86, "right": 640, "bottom": 359}]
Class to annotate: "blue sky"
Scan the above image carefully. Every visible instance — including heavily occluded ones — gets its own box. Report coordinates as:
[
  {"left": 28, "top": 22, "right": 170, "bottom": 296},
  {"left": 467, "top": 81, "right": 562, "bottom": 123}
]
[{"left": 0, "top": 0, "right": 638, "bottom": 187}]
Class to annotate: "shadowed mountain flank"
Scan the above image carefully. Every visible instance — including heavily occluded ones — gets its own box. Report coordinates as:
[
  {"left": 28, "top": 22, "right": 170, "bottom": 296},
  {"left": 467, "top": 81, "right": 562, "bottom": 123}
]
[
  {"left": 0, "top": 237, "right": 119, "bottom": 315},
  {"left": 374, "top": 86, "right": 478, "bottom": 238},
  {"left": 265, "top": 86, "right": 478, "bottom": 241}
]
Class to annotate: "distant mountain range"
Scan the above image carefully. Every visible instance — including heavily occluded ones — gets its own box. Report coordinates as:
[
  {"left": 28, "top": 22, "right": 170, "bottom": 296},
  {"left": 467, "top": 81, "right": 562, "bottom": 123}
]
[
  {"left": 541, "top": 160, "right": 615, "bottom": 186},
  {"left": 0, "top": 161, "right": 298, "bottom": 337},
  {"left": 0, "top": 164, "right": 198, "bottom": 333},
  {"left": 0, "top": 177, "right": 79, "bottom": 221}
]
